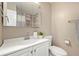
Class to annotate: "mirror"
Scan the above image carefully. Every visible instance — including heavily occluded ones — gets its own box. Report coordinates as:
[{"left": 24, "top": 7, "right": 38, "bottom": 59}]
[{"left": 3, "top": 2, "right": 41, "bottom": 27}]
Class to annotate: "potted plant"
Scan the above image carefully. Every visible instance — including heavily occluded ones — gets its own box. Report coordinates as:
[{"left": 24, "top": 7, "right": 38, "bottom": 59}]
[{"left": 38, "top": 32, "right": 44, "bottom": 39}]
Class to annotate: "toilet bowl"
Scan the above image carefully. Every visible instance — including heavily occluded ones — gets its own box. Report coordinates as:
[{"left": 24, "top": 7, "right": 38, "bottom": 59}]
[
  {"left": 44, "top": 36, "right": 67, "bottom": 56},
  {"left": 49, "top": 46, "right": 67, "bottom": 56}
]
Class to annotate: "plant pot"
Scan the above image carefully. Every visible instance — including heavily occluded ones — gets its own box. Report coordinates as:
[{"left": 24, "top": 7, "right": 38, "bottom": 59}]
[{"left": 38, "top": 35, "right": 43, "bottom": 39}]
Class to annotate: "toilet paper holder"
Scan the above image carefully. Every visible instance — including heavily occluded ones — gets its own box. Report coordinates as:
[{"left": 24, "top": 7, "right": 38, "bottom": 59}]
[{"left": 64, "top": 39, "right": 71, "bottom": 47}]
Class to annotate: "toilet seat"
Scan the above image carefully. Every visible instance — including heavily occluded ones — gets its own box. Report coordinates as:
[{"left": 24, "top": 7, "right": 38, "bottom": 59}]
[{"left": 49, "top": 46, "right": 67, "bottom": 56}]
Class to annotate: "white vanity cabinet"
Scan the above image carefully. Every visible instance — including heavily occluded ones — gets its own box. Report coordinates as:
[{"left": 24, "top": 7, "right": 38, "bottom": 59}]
[{"left": 6, "top": 41, "right": 50, "bottom": 56}]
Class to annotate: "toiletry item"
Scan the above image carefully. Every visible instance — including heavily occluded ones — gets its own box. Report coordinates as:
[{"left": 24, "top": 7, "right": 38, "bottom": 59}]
[{"left": 33, "top": 32, "right": 38, "bottom": 39}]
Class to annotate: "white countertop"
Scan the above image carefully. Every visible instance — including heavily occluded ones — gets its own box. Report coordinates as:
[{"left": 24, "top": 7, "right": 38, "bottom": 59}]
[{"left": 0, "top": 37, "right": 49, "bottom": 56}]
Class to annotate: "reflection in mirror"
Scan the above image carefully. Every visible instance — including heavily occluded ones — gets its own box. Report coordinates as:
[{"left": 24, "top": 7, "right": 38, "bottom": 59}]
[{"left": 3, "top": 2, "right": 41, "bottom": 27}]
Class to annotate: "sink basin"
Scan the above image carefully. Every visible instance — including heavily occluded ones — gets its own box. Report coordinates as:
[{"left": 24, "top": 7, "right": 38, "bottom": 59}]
[
  {"left": 3, "top": 38, "right": 38, "bottom": 47},
  {"left": 19, "top": 39, "right": 38, "bottom": 44},
  {"left": 2, "top": 37, "right": 48, "bottom": 49}
]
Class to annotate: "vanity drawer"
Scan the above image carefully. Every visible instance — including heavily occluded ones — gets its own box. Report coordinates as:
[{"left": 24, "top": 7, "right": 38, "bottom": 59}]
[{"left": 6, "top": 47, "right": 32, "bottom": 56}]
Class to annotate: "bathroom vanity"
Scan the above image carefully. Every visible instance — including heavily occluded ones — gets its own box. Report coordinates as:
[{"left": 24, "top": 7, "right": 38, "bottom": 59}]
[{"left": 0, "top": 37, "right": 50, "bottom": 56}]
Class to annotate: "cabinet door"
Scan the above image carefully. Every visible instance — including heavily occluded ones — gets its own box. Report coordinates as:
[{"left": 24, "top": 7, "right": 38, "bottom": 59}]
[
  {"left": 19, "top": 47, "right": 33, "bottom": 56},
  {"left": 33, "top": 42, "right": 50, "bottom": 56}
]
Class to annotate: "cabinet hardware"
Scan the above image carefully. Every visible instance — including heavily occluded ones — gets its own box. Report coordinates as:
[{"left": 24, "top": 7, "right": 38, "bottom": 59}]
[
  {"left": 31, "top": 50, "right": 33, "bottom": 54},
  {"left": 34, "top": 49, "right": 36, "bottom": 52}
]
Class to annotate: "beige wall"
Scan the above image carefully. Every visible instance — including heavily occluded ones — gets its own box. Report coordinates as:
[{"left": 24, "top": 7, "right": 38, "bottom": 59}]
[
  {"left": 3, "top": 2, "right": 51, "bottom": 39},
  {"left": 51, "top": 2, "right": 79, "bottom": 56},
  {"left": 38, "top": 2, "right": 52, "bottom": 36}
]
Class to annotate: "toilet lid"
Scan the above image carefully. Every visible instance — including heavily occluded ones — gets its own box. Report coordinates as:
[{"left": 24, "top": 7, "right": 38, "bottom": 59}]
[{"left": 49, "top": 46, "right": 67, "bottom": 56}]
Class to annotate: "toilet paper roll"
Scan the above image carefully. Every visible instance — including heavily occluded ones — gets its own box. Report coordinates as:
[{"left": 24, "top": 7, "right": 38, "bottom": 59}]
[{"left": 65, "top": 40, "right": 70, "bottom": 45}]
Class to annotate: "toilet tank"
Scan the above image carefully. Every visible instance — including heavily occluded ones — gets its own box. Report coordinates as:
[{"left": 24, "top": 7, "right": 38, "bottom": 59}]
[{"left": 44, "top": 35, "right": 53, "bottom": 45}]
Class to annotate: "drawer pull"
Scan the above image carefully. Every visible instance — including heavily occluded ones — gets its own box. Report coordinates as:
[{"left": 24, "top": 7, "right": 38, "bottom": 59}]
[
  {"left": 34, "top": 49, "right": 36, "bottom": 52},
  {"left": 31, "top": 50, "right": 33, "bottom": 54}
]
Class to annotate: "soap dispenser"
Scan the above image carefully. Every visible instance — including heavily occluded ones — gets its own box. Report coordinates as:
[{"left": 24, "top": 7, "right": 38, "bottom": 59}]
[{"left": 33, "top": 32, "right": 38, "bottom": 39}]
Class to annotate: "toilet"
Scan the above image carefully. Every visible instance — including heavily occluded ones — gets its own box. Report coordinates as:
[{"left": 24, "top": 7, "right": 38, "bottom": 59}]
[
  {"left": 44, "top": 36, "right": 67, "bottom": 56},
  {"left": 49, "top": 46, "right": 67, "bottom": 56}
]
